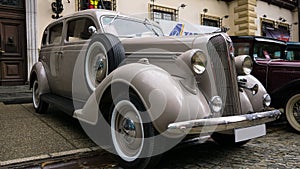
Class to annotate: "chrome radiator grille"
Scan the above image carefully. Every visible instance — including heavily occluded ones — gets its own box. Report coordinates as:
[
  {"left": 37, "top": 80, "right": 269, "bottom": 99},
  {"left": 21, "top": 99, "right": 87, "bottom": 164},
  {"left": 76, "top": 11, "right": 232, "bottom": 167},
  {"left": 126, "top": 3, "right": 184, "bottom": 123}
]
[{"left": 207, "top": 35, "right": 241, "bottom": 116}]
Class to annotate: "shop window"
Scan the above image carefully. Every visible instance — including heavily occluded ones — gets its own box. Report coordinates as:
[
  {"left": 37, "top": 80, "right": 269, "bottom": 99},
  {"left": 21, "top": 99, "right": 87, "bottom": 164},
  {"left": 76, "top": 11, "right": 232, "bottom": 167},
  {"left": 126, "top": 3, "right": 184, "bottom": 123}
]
[
  {"left": 77, "top": 0, "right": 116, "bottom": 11},
  {"left": 201, "top": 14, "right": 220, "bottom": 27},
  {"left": 261, "top": 18, "right": 290, "bottom": 41},
  {"left": 149, "top": 4, "right": 178, "bottom": 21}
]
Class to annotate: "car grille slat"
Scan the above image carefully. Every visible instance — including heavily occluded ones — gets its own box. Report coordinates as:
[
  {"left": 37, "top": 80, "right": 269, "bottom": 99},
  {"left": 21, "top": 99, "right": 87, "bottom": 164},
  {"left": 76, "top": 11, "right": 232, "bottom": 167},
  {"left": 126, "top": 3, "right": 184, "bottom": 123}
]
[{"left": 207, "top": 35, "right": 241, "bottom": 116}]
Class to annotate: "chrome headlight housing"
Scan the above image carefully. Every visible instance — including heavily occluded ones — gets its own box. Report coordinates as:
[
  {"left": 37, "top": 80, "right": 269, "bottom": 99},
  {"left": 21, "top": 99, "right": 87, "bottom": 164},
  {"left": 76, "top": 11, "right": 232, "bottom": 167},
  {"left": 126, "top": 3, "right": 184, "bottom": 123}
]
[
  {"left": 191, "top": 50, "right": 207, "bottom": 75},
  {"left": 235, "top": 55, "right": 253, "bottom": 75},
  {"left": 263, "top": 94, "right": 271, "bottom": 107}
]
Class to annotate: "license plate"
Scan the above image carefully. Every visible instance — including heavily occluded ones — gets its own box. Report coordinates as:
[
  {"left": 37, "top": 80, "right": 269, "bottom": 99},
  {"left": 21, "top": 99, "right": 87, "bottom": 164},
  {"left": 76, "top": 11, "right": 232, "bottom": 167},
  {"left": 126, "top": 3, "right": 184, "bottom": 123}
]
[{"left": 234, "top": 124, "right": 266, "bottom": 142}]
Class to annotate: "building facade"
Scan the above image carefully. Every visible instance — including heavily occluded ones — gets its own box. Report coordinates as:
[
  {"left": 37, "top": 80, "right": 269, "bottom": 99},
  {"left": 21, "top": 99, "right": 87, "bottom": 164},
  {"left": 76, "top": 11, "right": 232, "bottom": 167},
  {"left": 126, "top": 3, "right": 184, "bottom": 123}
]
[{"left": 0, "top": 0, "right": 298, "bottom": 85}]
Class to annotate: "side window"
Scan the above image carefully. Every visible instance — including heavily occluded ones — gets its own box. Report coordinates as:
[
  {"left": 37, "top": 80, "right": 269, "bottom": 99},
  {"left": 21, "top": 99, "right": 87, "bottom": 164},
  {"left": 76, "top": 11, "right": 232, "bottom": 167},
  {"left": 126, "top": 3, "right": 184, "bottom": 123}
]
[
  {"left": 66, "top": 18, "right": 96, "bottom": 42},
  {"left": 49, "top": 23, "right": 63, "bottom": 44}
]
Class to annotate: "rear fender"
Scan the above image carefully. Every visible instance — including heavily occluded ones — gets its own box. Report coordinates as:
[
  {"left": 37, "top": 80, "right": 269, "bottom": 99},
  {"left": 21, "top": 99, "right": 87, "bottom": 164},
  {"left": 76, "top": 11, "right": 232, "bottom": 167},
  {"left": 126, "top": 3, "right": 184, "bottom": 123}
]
[{"left": 29, "top": 62, "right": 50, "bottom": 94}]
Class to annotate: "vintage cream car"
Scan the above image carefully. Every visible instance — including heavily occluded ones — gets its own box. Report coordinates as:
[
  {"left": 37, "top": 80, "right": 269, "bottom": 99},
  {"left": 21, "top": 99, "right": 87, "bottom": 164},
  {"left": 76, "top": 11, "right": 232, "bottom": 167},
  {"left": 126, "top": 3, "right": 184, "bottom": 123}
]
[{"left": 30, "top": 9, "right": 281, "bottom": 169}]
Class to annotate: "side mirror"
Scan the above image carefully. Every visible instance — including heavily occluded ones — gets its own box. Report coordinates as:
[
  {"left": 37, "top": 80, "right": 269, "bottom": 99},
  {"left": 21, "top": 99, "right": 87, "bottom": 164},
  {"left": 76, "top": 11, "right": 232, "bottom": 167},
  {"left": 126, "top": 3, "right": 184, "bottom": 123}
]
[{"left": 88, "top": 26, "right": 97, "bottom": 34}]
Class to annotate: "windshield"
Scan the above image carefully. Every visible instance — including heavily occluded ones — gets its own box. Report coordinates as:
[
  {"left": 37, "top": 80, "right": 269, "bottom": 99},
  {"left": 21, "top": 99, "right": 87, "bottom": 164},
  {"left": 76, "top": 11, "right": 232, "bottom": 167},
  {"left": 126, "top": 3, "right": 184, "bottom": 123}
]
[{"left": 101, "top": 16, "right": 164, "bottom": 38}]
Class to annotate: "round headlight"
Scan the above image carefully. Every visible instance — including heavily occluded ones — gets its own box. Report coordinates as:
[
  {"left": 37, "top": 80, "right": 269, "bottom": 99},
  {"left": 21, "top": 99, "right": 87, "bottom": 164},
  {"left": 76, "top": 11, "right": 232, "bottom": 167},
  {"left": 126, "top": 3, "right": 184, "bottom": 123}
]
[
  {"left": 242, "top": 56, "right": 253, "bottom": 75},
  {"left": 210, "top": 96, "right": 223, "bottom": 113},
  {"left": 263, "top": 94, "right": 271, "bottom": 107},
  {"left": 235, "top": 55, "right": 253, "bottom": 75},
  {"left": 191, "top": 51, "right": 207, "bottom": 75}
]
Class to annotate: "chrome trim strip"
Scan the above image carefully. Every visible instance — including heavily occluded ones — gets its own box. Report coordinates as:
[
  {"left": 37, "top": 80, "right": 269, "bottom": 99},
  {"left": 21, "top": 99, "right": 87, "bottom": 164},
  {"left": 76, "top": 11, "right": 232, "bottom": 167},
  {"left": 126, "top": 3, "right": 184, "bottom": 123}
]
[{"left": 167, "top": 110, "right": 281, "bottom": 134}]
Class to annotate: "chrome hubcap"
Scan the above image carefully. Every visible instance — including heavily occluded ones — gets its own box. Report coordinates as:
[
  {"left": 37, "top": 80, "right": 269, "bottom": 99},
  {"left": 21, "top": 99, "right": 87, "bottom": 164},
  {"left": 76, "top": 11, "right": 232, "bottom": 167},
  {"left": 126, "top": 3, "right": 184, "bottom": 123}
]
[
  {"left": 120, "top": 118, "right": 137, "bottom": 144},
  {"left": 95, "top": 58, "right": 107, "bottom": 83}
]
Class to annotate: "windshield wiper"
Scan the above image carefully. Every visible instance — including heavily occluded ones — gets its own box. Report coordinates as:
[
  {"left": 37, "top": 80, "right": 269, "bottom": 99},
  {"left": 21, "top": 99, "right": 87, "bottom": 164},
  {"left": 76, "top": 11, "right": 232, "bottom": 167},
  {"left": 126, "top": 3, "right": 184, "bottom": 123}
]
[
  {"left": 144, "top": 18, "right": 160, "bottom": 37},
  {"left": 108, "top": 12, "right": 120, "bottom": 25}
]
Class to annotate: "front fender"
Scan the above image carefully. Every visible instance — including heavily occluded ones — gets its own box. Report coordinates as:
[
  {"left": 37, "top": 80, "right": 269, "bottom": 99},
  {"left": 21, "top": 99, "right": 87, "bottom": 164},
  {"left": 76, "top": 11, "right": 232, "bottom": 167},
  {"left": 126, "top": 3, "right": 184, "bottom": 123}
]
[
  {"left": 239, "top": 74, "right": 267, "bottom": 112},
  {"left": 77, "top": 62, "right": 211, "bottom": 134},
  {"left": 29, "top": 62, "right": 50, "bottom": 94}
]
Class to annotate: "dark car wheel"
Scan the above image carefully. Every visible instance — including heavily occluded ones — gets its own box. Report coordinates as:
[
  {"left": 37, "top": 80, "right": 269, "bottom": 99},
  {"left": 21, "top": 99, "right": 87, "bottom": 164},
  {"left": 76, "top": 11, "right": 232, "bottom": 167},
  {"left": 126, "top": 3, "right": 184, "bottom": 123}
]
[
  {"left": 110, "top": 92, "right": 162, "bottom": 169},
  {"left": 285, "top": 93, "right": 300, "bottom": 132},
  {"left": 211, "top": 132, "right": 249, "bottom": 147},
  {"left": 32, "top": 79, "right": 49, "bottom": 114},
  {"left": 84, "top": 33, "right": 125, "bottom": 91}
]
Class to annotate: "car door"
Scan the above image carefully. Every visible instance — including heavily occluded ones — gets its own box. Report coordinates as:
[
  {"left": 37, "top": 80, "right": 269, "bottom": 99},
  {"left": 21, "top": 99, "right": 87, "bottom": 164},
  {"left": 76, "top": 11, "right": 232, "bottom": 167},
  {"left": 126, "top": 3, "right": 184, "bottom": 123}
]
[
  {"left": 60, "top": 16, "right": 97, "bottom": 101},
  {"left": 41, "top": 21, "right": 64, "bottom": 95}
]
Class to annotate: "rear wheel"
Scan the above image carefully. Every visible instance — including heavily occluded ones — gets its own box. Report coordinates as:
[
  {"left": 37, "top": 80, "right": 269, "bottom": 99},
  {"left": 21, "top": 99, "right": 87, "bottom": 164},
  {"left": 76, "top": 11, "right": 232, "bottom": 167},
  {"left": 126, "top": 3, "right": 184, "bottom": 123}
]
[
  {"left": 32, "top": 79, "right": 49, "bottom": 114},
  {"left": 211, "top": 132, "right": 249, "bottom": 147},
  {"left": 285, "top": 93, "right": 300, "bottom": 132},
  {"left": 110, "top": 93, "right": 162, "bottom": 169}
]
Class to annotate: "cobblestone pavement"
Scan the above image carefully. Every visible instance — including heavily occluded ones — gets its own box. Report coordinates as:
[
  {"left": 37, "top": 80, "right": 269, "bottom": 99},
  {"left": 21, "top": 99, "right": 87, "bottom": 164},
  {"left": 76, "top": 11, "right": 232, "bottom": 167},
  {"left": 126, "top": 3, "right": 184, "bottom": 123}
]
[
  {"left": 156, "top": 123, "right": 300, "bottom": 169},
  {"left": 19, "top": 123, "right": 299, "bottom": 169}
]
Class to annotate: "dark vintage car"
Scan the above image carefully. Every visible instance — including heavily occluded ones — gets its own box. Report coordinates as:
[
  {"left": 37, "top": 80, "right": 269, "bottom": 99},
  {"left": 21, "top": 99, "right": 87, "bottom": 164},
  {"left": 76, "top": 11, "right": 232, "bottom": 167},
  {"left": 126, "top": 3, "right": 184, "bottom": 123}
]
[
  {"left": 29, "top": 10, "right": 281, "bottom": 169},
  {"left": 231, "top": 36, "right": 300, "bottom": 132}
]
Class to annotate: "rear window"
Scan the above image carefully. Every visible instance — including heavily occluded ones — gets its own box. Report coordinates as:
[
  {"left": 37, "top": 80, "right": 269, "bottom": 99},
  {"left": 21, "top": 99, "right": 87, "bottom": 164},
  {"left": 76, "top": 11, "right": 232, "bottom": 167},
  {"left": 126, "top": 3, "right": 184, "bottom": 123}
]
[{"left": 49, "top": 23, "right": 63, "bottom": 44}]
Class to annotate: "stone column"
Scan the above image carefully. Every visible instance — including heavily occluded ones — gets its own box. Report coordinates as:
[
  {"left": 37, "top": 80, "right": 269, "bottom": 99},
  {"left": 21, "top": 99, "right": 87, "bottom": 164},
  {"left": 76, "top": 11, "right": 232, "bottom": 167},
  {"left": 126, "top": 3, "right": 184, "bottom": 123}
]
[
  {"left": 25, "top": 0, "right": 38, "bottom": 81},
  {"left": 234, "top": 0, "right": 257, "bottom": 35}
]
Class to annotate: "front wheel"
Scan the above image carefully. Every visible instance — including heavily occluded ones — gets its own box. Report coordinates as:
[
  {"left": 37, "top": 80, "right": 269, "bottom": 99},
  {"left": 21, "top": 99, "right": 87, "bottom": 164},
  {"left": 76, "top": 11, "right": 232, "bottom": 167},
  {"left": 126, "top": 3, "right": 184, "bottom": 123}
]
[
  {"left": 32, "top": 79, "right": 49, "bottom": 114},
  {"left": 110, "top": 93, "right": 161, "bottom": 169},
  {"left": 285, "top": 94, "right": 300, "bottom": 132},
  {"left": 211, "top": 132, "right": 249, "bottom": 147}
]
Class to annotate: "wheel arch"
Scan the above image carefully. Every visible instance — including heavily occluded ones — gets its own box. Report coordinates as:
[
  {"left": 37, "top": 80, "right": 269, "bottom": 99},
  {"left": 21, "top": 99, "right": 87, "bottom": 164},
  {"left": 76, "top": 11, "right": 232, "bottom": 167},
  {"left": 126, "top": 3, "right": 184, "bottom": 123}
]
[{"left": 29, "top": 62, "right": 50, "bottom": 94}]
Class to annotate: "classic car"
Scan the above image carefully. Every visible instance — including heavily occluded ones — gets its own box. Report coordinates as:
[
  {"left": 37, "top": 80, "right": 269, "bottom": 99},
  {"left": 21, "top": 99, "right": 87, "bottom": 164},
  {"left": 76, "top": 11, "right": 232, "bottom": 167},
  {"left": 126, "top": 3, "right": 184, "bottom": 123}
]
[
  {"left": 30, "top": 10, "right": 281, "bottom": 169},
  {"left": 231, "top": 36, "right": 300, "bottom": 132}
]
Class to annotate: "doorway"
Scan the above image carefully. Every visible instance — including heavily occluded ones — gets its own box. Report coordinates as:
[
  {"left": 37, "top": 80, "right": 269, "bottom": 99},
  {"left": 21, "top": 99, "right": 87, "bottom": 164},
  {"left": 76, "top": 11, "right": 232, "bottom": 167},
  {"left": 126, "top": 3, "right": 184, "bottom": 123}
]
[{"left": 0, "top": 1, "right": 27, "bottom": 86}]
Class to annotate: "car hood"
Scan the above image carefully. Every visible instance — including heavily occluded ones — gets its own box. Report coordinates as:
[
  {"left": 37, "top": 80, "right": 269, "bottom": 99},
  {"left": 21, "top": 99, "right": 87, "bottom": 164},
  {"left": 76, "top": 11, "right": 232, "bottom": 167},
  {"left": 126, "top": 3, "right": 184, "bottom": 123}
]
[{"left": 121, "top": 34, "right": 214, "bottom": 54}]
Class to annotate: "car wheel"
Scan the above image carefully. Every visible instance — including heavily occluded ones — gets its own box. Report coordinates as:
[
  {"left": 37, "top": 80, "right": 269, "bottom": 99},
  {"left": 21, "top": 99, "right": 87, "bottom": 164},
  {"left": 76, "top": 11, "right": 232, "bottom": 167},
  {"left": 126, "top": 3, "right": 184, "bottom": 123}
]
[
  {"left": 110, "top": 93, "right": 162, "bottom": 169},
  {"left": 211, "top": 132, "right": 249, "bottom": 147},
  {"left": 84, "top": 33, "right": 125, "bottom": 91},
  {"left": 285, "top": 93, "right": 300, "bottom": 132},
  {"left": 32, "top": 79, "right": 49, "bottom": 114}
]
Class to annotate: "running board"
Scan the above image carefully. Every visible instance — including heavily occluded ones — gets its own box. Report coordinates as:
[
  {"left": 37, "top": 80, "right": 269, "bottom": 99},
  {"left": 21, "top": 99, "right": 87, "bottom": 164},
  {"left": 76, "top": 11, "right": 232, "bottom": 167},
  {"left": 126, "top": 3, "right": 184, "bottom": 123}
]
[{"left": 40, "top": 94, "right": 85, "bottom": 116}]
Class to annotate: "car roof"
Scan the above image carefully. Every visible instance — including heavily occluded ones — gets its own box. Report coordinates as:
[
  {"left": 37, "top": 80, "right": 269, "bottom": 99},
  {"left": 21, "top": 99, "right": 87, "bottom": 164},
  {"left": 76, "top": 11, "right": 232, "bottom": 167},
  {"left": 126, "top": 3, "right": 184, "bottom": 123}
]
[
  {"left": 230, "top": 36, "right": 286, "bottom": 45},
  {"left": 47, "top": 9, "right": 159, "bottom": 28}
]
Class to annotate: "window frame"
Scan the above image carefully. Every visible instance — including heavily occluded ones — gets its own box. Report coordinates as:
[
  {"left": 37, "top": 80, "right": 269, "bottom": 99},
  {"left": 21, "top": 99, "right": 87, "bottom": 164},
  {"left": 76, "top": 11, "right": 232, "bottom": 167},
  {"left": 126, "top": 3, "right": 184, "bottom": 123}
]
[
  {"left": 149, "top": 4, "right": 178, "bottom": 21},
  {"left": 200, "top": 14, "right": 221, "bottom": 27}
]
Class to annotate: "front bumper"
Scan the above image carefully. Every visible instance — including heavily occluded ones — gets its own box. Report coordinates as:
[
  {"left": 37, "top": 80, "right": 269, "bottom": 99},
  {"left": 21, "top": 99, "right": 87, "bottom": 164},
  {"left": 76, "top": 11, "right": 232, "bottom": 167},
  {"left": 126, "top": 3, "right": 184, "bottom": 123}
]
[{"left": 167, "top": 110, "right": 281, "bottom": 134}]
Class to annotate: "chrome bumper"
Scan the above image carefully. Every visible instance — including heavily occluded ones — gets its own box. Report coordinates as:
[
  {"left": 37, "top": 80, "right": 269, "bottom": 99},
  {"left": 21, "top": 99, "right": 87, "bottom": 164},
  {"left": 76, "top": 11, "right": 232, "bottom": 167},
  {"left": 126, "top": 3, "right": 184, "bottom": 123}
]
[{"left": 167, "top": 110, "right": 281, "bottom": 134}]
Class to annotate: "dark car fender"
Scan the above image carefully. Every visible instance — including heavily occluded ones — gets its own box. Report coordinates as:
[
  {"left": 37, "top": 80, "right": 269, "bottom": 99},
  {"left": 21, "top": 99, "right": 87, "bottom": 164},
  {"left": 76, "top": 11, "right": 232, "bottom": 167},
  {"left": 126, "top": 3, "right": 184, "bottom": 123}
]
[{"left": 271, "top": 79, "right": 300, "bottom": 108}]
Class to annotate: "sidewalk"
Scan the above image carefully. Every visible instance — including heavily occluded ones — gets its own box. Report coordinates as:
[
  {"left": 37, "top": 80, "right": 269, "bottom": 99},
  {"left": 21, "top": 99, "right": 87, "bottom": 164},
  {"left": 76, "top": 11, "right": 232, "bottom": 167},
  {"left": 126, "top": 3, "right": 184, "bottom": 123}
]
[{"left": 0, "top": 94, "right": 98, "bottom": 167}]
